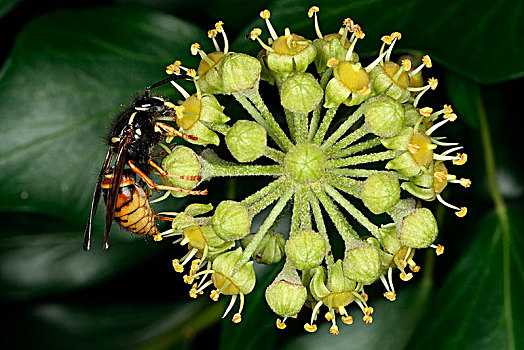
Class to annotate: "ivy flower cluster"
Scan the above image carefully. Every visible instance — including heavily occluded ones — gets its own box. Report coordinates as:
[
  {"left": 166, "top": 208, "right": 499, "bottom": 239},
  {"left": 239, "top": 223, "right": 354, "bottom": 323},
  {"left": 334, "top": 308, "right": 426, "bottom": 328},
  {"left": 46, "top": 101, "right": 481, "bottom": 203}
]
[{"left": 153, "top": 7, "right": 470, "bottom": 335}]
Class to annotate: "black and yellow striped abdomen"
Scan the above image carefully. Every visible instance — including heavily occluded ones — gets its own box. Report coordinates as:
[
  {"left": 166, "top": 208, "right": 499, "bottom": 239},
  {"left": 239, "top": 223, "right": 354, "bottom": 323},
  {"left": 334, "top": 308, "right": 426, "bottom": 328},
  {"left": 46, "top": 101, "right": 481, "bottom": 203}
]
[{"left": 102, "top": 172, "right": 158, "bottom": 237}]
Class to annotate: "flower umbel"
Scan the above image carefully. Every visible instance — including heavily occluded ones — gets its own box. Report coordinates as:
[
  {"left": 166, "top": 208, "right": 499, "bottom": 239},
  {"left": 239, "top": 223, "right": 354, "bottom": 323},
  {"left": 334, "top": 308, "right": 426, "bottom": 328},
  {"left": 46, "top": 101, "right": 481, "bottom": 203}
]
[{"left": 155, "top": 6, "right": 470, "bottom": 334}]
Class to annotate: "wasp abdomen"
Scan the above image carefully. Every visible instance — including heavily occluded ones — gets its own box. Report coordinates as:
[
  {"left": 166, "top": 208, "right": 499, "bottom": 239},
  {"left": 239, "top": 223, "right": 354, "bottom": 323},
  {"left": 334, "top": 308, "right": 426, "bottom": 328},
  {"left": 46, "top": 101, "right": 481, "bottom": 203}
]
[{"left": 102, "top": 173, "right": 158, "bottom": 237}]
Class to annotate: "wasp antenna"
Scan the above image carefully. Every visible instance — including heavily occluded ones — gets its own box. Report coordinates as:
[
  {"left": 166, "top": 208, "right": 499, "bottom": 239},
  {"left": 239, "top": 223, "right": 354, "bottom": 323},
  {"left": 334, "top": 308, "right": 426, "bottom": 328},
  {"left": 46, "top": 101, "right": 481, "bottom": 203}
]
[{"left": 145, "top": 74, "right": 191, "bottom": 96}]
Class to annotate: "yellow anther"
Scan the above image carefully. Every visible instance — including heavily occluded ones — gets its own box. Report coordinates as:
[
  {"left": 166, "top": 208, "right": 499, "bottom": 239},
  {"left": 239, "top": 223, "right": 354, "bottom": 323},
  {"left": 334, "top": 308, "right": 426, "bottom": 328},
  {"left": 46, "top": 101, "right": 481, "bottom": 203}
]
[
  {"left": 401, "top": 58, "right": 412, "bottom": 71},
  {"left": 175, "top": 106, "right": 185, "bottom": 119},
  {"left": 443, "top": 104, "right": 453, "bottom": 114},
  {"left": 189, "top": 289, "right": 198, "bottom": 299},
  {"left": 407, "top": 143, "right": 420, "bottom": 154},
  {"left": 260, "top": 9, "right": 271, "bottom": 19},
  {"left": 384, "top": 291, "right": 397, "bottom": 301},
  {"left": 455, "top": 207, "right": 468, "bottom": 217},
  {"left": 291, "top": 314, "right": 298, "bottom": 319},
  {"left": 153, "top": 234, "right": 162, "bottom": 242},
  {"left": 419, "top": 107, "right": 433, "bottom": 116},
  {"left": 363, "top": 315, "right": 373, "bottom": 324},
  {"left": 215, "top": 21, "right": 224, "bottom": 32},
  {"left": 381, "top": 35, "right": 392, "bottom": 45},
  {"left": 435, "top": 244, "right": 445, "bottom": 255},
  {"left": 232, "top": 313, "right": 242, "bottom": 323},
  {"left": 327, "top": 58, "right": 339, "bottom": 67},
  {"left": 208, "top": 29, "right": 217, "bottom": 38},
  {"left": 308, "top": 6, "right": 319, "bottom": 18},
  {"left": 390, "top": 32, "right": 402, "bottom": 40},
  {"left": 343, "top": 18, "right": 354, "bottom": 27},
  {"left": 400, "top": 272, "right": 413, "bottom": 281},
  {"left": 459, "top": 178, "right": 472, "bottom": 188},
  {"left": 361, "top": 293, "right": 369, "bottom": 302},
  {"left": 210, "top": 289, "right": 220, "bottom": 301},
  {"left": 304, "top": 323, "right": 318, "bottom": 332},
  {"left": 357, "top": 85, "right": 371, "bottom": 95},
  {"left": 434, "top": 171, "right": 447, "bottom": 182},
  {"left": 276, "top": 318, "right": 287, "bottom": 329},
  {"left": 172, "top": 259, "right": 184, "bottom": 272},
  {"left": 166, "top": 61, "right": 182, "bottom": 75},
  {"left": 325, "top": 312, "right": 335, "bottom": 321},
  {"left": 190, "top": 43, "right": 201, "bottom": 55},
  {"left": 354, "top": 25, "right": 365, "bottom": 39},
  {"left": 341, "top": 315, "right": 353, "bottom": 324},
  {"left": 422, "top": 55, "right": 432, "bottom": 68},
  {"left": 363, "top": 307, "right": 374, "bottom": 315},
  {"left": 191, "top": 259, "right": 201, "bottom": 267},
  {"left": 410, "top": 265, "right": 421, "bottom": 273},
  {"left": 428, "top": 77, "right": 438, "bottom": 90},
  {"left": 330, "top": 324, "right": 340, "bottom": 335},
  {"left": 452, "top": 153, "right": 468, "bottom": 165},
  {"left": 444, "top": 113, "right": 457, "bottom": 121},
  {"left": 183, "top": 275, "right": 192, "bottom": 284},
  {"left": 187, "top": 69, "right": 196, "bottom": 78},
  {"left": 249, "top": 28, "right": 262, "bottom": 40}
]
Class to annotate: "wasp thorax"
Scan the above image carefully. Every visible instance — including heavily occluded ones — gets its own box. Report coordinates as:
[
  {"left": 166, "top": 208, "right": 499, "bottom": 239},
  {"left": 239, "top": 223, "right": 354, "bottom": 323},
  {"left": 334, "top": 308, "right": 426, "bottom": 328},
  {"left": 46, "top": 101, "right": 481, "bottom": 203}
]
[{"left": 284, "top": 142, "right": 327, "bottom": 184}]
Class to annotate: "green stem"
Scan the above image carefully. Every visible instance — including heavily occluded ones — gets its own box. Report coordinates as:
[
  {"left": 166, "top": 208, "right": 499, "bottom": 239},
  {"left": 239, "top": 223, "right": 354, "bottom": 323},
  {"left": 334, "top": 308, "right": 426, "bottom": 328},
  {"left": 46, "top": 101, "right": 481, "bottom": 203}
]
[
  {"left": 329, "top": 168, "right": 409, "bottom": 180},
  {"left": 313, "top": 106, "right": 338, "bottom": 145},
  {"left": 308, "top": 68, "right": 333, "bottom": 140},
  {"left": 321, "top": 102, "right": 367, "bottom": 150},
  {"left": 311, "top": 184, "right": 360, "bottom": 242},
  {"left": 247, "top": 179, "right": 291, "bottom": 216},
  {"left": 203, "top": 163, "right": 284, "bottom": 179},
  {"left": 323, "top": 183, "right": 381, "bottom": 238},
  {"left": 243, "top": 89, "right": 294, "bottom": 151},
  {"left": 285, "top": 108, "right": 296, "bottom": 143},
  {"left": 329, "top": 124, "right": 370, "bottom": 153},
  {"left": 241, "top": 176, "right": 286, "bottom": 208},
  {"left": 308, "top": 189, "right": 334, "bottom": 269},
  {"left": 237, "top": 187, "right": 294, "bottom": 270},
  {"left": 295, "top": 112, "right": 308, "bottom": 143},
  {"left": 200, "top": 120, "right": 230, "bottom": 135},
  {"left": 329, "top": 138, "right": 382, "bottom": 159},
  {"left": 325, "top": 172, "right": 362, "bottom": 198},
  {"left": 327, "top": 150, "right": 401, "bottom": 168},
  {"left": 290, "top": 184, "right": 311, "bottom": 235},
  {"left": 264, "top": 146, "right": 285, "bottom": 163}
]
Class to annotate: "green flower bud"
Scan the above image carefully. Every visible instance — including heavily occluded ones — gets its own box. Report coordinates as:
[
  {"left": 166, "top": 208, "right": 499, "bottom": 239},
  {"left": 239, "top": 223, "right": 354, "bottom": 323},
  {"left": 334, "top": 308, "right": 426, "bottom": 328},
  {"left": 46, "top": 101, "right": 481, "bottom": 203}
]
[
  {"left": 399, "top": 208, "right": 438, "bottom": 248},
  {"left": 376, "top": 224, "right": 402, "bottom": 257},
  {"left": 267, "top": 33, "right": 316, "bottom": 76},
  {"left": 256, "top": 49, "right": 276, "bottom": 85},
  {"left": 212, "top": 248, "right": 256, "bottom": 295},
  {"left": 310, "top": 261, "right": 357, "bottom": 308},
  {"left": 184, "top": 203, "right": 214, "bottom": 217},
  {"left": 241, "top": 232, "right": 285, "bottom": 265},
  {"left": 178, "top": 94, "right": 229, "bottom": 130},
  {"left": 313, "top": 34, "right": 358, "bottom": 73},
  {"left": 364, "top": 95, "right": 405, "bottom": 137},
  {"left": 284, "top": 142, "right": 327, "bottom": 184},
  {"left": 285, "top": 229, "right": 325, "bottom": 270},
  {"left": 403, "top": 103, "right": 421, "bottom": 127},
  {"left": 220, "top": 52, "right": 262, "bottom": 93},
  {"left": 265, "top": 264, "right": 307, "bottom": 317},
  {"left": 401, "top": 182, "right": 436, "bottom": 201},
  {"left": 225, "top": 120, "right": 267, "bottom": 162},
  {"left": 197, "top": 51, "right": 227, "bottom": 94},
  {"left": 409, "top": 132, "right": 434, "bottom": 167},
  {"left": 212, "top": 200, "right": 251, "bottom": 241},
  {"left": 343, "top": 242, "right": 382, "bottom": 284},
  {"left": 369, "top": 61, "right": 411, "bottom": 103},
  {"left": 324, "top": 78, "right": 351, "bottom": 108},
  {"left": 280, "top": 73, "right": 323, "bottom": 114},
  {"left": 161, "top": 146, "right": 202, "bottom": 198},
  {"left": 385, "top": 152, "right": 421, "bottom": 177},
  {"left": 381, "top": 127, "right": 413, "bottom": 150},
  {"left": 324, "top": 62, "right": 371, "bottom": 108},
  {"left": 361, "top": 173, "right": 401, "bottom": 214}
]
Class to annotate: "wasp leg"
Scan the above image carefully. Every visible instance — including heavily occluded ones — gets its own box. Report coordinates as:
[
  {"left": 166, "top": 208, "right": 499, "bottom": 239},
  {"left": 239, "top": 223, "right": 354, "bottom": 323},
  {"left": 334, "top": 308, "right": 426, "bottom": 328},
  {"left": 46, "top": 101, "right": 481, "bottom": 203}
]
[
  {"left": 128, "top": 160, "right": 208, "bottom": 195},
  {"left": 147, "top": 158, "right": 202, "bottom": 181},
  {"left": 154, "top": 122, "right": 197, "bottom": 141}
]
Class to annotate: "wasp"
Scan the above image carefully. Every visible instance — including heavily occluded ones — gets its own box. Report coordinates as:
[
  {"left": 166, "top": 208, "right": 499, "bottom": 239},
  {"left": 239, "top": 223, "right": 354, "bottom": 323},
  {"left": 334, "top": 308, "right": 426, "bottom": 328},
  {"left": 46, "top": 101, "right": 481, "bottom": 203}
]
[{"left": 83, "top": 75, "right": 206, "bottom": 251}]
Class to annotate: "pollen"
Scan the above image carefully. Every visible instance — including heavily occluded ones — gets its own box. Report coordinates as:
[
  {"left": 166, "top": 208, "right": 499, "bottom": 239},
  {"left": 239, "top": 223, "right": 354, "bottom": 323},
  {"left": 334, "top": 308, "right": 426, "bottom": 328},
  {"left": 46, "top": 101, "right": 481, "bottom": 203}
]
[
  {"left": 172, "top": 259, "right": 184, "bottom": 272},
  {"left": 354, "top": 25, "right": 365, "bottom": 39},
  {"left": 419, "top": 107, "right": 433, "bottom": 116},
  {"left": 190, "top": 43, "right": 201, "bottom": 56},
  {"left": 435, "top": 244, "right": 445, "bottom": 255},
  {"left": 443, "top": 104, "right": 453, "bottom": 114},
  {"left": 325, "top": 311, "right": 335, "bottom": 321},
  {"left": 400, "top": 272, "right": 413, "bottom": 281},
  {"left": 276, "top": 318, "right": 287, "bottom": 329},
  {"left": 304, "top": 323, "right": 317, "bottom": 332},
  {"left": 384, "top": 291, "right": 397, "bottom": 301},
  {"left": 343, "top": 18, "right": 354, "bottom": 27},
  {"left": 187, "top": 69, "right": 196, "bottom": 78},
  {"left": 249, "top": 28, "right": 262, "bottom": 40},
  {"left": 422, "top": 55, "right": 432, "bottom": 67},
  {"left": 363, "top": 315, "right": 373, "bottom": 324},
  {"left": 363, "top": 306, "right": 374, "bottom": 315},
  {"left": 210, "top": 289, "right": 220, "bottom": 301},
  {"left": 444, "top": 113, "right": 457, "bottom": 121},
  {"left": 308, "top": 6, "right": 319, "bottom": 18},
  {"left": 459, "top": 178, "right": 472, "bottom": 188},
  {"left": 183, "top": 275, "right": 192, "bottom": 284},
  {"left": 260, "top": 9, "right": 271, "bottom": 19},
  {"left": 215, "top": 21, "right": 224, "bottom": 32},
  {"left": 401, "top": 58, "right": 412, "bottom": 71},
  {"left": 390, "top": 31, "right": 402, "bottom": 40},
  {"left": 453, "top": 153, "right": 468, "bottom": 165},
  {"left": 428, "top": 77, "right": 438, "bottom": 90},
  {"left": 410, "top": 265, "right": 421, "bottom": 272},
  {"left": 341, "top": 315, "right": 353, "bottom": 324},
  {"left": 381, "top": 35, "right": 392, "bottom": 45},
  {"left": 455, "top": 207, "right": 468, "bottom": 217},
  {"left": 330, "top": 324, "right": 340, "bottom": 335},
  {"left": 232, "top": 313, "right": 242, "bottom": 323},
  {"left": 208, "top": 29, "right": 217, "bottom": 38},
  {"left": 327, "top": 58, "right": 339, "bottom": 67},
  {"left": 166, "top": 61, "right": 182, "bottom": 75}
]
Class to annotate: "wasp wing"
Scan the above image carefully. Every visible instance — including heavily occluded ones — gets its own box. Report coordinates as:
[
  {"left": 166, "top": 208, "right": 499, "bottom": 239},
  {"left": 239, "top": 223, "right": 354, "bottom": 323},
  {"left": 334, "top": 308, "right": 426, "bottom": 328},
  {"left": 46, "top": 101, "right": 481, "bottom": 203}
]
[
  {"left": 83, "top": 149, "right": 114, "bottom": 251},
  {"left": 103, "top": 133, "right": 132, "bottom": 250}
]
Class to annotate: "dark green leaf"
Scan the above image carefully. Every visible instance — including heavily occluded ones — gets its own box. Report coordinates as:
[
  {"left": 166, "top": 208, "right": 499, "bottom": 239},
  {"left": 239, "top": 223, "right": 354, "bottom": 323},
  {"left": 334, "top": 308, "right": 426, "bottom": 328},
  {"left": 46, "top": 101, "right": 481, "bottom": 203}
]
[
  {"left": 408, "top": 208, "right": 524, "bottom": 349},
  {"left": 0, "top": 0, "right": 22, "bottom": 17},
  {"left": 233, "top": 0, "right": 524, "bottom": 84}
]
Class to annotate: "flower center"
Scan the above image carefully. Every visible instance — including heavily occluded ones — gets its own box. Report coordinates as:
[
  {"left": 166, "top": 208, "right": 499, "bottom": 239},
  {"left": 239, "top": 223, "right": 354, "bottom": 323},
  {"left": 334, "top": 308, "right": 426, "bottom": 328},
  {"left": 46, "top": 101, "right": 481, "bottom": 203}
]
[{"left": 284, "top": 142, "right": 327, "bottom": 184}]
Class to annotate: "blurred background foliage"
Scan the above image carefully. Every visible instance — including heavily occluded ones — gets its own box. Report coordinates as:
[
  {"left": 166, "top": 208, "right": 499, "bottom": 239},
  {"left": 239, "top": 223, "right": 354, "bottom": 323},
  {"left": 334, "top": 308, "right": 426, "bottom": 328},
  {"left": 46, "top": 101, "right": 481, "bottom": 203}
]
[{"left": 0, "top": 0, "right": 523, "bottom": 349}]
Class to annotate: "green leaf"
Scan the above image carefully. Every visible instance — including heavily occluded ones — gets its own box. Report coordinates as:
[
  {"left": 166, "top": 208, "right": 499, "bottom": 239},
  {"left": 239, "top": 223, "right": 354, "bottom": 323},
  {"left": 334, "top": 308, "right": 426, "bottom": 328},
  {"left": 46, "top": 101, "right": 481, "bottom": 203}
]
[
  {"left": 0, "top": 7, "right": 207, "bottom": 231},
  {"left": 0, "top": 0, "right": 22, "bottom": 17},
  {"left": 233, "top": 0, "right": 524, "bottom": 84},
  {"left": 408, "top": 208, "right": 524, "bottom": 349},
  {"left": 282, "top": 281, "right": 431, "bottom": 349}
]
